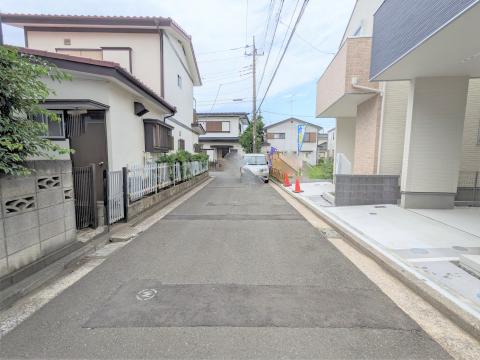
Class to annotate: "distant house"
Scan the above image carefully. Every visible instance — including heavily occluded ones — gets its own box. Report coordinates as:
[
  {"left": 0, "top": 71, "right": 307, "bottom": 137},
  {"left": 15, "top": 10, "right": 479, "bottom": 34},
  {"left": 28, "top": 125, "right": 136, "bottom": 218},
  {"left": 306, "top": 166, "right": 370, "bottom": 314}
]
[
  {"left": 317, "top": 133, "right": 329, "bottom": 160},
  {"left": 264, "top": 118, "right": 323, "bottom": 165},
  {"left": 197, "top": 112, "right": 250, "bottom": 162},
  {"left": 327, "top": 128, "right": 336, "bottom": 159},
  {"left": 1, "top": 13, "right": 203, "bottom": 154}
]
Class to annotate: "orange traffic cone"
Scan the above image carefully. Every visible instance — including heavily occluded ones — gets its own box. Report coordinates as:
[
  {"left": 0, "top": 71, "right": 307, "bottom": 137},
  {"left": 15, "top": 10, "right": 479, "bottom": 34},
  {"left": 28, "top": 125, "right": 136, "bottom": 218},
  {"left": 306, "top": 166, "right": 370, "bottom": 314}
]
[
  {"left": 293, "top": 177, "right": 303, "bottom": 193},
  {"left": 283, "top": 173, "right": 291, "bottom": 187}
]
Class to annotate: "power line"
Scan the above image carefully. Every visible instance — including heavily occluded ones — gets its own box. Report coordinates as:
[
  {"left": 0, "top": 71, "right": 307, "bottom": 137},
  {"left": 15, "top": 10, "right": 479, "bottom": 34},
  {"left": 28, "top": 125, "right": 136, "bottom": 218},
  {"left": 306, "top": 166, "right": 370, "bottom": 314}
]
[
  {"left": 261, "top": 0, "right": 276, "bottom": 50},
  {"left": 197, "top": 45, "right": 248, "bottom": 56},
  {"left": 261, "top": 109, "right": 316, "bottom": 118},
  {"left": 244, "top": 0, "right": 249, "bottom": 45},
  {"left": 273, "top": 0, "right": 301, "bottom": 68},
  {"left": 257, "top": 0, "right": 284, "bottom": 92},
  {"left": 257, "top": 0, "right": 310, "bottom": 112},
  {"left": 198, "top": 55, "right": 245, "bottom": 63},
  {"left": 279, "top": 20, "right": 335, "bottom": 55}
]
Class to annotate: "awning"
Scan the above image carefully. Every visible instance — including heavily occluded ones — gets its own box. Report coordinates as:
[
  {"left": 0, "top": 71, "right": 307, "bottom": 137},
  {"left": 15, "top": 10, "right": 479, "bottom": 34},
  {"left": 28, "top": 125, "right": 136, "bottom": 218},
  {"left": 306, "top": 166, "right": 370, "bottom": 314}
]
[{"left": 42, "top": 99, "right": 109, "bottom": 110}]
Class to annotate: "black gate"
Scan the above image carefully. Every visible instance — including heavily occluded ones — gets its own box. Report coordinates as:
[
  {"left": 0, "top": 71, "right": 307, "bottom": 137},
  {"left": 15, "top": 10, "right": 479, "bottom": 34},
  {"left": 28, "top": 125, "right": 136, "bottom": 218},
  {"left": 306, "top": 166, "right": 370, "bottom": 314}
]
[{"left": 73, "top": 164, "right": 98, "bottom": 229}]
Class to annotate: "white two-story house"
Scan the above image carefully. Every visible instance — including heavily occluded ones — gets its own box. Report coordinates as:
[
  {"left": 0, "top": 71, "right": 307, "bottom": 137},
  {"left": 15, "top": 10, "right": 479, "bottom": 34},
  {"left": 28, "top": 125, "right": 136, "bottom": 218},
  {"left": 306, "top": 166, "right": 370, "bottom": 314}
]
[
  {"left": 1, "top": 13, "right": 203, "bottom": 154},
  {"left": 196, "top": 112, "right": 250, "bottom": 162},
  {"left": 264, "top": 118, "right": 322, "bottom": 166}
]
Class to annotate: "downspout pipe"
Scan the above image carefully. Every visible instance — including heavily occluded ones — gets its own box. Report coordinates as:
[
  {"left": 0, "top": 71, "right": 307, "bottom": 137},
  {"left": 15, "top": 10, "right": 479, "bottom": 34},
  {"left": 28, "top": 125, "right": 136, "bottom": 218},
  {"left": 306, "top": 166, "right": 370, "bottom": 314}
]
[{"left": 351, "top": 77, "right": 382, "bottom": 94}]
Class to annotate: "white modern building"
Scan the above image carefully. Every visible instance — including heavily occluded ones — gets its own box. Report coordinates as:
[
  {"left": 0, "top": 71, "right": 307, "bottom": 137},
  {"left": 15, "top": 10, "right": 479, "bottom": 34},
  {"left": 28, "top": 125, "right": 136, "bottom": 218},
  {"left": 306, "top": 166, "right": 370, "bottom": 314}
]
[
  {"left": 370, "top": 0, "right": 480, "bottom": 208},
  {"left": 264, "top": 118, "right": 322, "bottom": 166},
  {"left": 0, "top": 13, "right": 203, "bottom": 154},
  {"left": 197, "top": 112, "right": 249, "bottom": 162}
]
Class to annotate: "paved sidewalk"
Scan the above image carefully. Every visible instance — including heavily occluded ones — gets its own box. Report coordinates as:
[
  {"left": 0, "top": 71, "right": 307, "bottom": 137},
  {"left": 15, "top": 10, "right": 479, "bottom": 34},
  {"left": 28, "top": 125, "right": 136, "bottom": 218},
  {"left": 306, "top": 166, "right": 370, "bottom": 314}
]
[{"left": 283, "top": 180, "right": 480, "bottom": 335}]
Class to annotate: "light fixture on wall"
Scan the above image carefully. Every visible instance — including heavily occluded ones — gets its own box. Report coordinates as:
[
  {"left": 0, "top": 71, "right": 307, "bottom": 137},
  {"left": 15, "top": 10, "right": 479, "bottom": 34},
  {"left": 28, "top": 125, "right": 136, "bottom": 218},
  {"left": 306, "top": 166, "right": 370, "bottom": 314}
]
[{"left": 134, "top": 102, "right": 149, "bottom": 116}]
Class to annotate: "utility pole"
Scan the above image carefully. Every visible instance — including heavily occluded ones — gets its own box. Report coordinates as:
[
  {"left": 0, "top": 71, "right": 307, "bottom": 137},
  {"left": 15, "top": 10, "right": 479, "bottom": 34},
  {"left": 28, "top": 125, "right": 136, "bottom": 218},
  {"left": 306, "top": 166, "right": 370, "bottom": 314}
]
[
  {"left": 245, "top": 37, "right": 263, "bottom": 153},
  {"left": 252, "top": 36, "right": 257, "bottom": 153}
]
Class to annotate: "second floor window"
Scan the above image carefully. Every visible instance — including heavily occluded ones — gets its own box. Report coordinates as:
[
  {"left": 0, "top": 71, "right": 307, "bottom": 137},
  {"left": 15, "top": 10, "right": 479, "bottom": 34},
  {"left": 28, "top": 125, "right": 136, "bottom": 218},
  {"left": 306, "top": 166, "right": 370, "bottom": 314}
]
[
  {"left": 205, "top": 121, "right": 230, "bottom": 133},
  {"left": 267, "top": 132, "right": 285, "bottom": 139},
  {"left": 304, "top": 132, "right": 317, "bottom": 143},
  {"left": 177, "top": 74, "right": 182, "bottom": 89}
]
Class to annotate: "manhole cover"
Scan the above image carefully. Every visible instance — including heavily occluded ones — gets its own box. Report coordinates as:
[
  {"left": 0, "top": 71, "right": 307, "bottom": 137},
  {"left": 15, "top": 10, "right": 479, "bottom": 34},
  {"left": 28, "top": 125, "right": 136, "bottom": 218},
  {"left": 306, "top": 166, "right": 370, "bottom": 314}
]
[
  {"left": 453, "top": 246, "right": 468, "bottom": 252},
  {"left": 369, "top": 212, "right": 377, "bottom": 215},
  {"left": 410, "top": 248, "right": 429, "bottom": 254},
  {"left": 136, "top": 289, "right": 157, "bottom": 301}
]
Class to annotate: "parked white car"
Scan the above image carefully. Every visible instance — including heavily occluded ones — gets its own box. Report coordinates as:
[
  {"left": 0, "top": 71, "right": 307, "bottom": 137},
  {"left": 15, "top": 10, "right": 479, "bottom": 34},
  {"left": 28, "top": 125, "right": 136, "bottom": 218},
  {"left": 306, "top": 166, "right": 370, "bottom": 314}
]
[{"left": 240, "top": 154, "right": 269, "bottom": 183}]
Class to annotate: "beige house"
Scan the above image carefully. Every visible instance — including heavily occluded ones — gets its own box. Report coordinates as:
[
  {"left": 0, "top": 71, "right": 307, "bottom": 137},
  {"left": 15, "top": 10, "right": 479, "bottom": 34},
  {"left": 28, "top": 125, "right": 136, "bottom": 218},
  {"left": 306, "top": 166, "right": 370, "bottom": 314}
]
[
  {"left": 1, "top": 13, "right": 203, "bottom": 154},
  {"left": 316, "top": 0, "right": 480, "bottom": 208},
  {"left": 197, "top": 112, "right": 250, "bottom": 162},
  {"left": 264, "top": 118, "right": 322, "bottom": 166}
]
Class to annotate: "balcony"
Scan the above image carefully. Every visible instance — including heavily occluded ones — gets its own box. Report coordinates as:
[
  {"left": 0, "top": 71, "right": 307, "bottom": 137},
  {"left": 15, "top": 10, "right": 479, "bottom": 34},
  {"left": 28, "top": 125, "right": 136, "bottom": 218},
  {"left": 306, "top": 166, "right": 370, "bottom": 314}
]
[
  {"left": 371, "top": 0, "right": 480, "bottom": 80},
  {"left": 316, "top": 37, "right": 379, "bottom": 118}
]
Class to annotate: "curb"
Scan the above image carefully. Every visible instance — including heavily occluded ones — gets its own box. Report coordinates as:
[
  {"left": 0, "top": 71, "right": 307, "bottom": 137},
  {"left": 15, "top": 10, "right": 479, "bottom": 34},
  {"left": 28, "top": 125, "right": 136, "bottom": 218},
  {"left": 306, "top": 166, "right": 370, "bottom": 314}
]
[
  {"left": 0, "top": 230, "right": 109, "bottom": 311},
  {"left": 272, "top": 178, "right": 480, "bottom": 340}
]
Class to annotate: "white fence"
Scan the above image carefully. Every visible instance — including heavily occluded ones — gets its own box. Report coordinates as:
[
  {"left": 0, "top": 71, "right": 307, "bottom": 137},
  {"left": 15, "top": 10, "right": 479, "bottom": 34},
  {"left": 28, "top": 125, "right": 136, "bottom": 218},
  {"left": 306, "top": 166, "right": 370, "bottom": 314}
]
[
  {"left": 107, "top": 170, "right": 125, "bottom": 224},
  {"left": 128, "top": 161, "right": 208, "bottom": 202}
]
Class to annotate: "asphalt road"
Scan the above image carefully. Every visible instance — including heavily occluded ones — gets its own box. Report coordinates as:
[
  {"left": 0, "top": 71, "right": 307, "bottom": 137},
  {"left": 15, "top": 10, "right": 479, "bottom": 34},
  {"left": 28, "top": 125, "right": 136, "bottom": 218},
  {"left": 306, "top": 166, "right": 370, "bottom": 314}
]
[{"left": 0, "top": 163, "right": 450, "bottom": 359}]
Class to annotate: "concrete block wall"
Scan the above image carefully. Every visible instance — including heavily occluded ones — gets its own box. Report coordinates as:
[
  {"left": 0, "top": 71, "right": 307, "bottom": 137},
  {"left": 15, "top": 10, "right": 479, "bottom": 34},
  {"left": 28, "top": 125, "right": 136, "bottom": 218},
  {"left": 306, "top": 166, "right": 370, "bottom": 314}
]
[
  {"left": 335, "top": 174, "right": 400, "bottom": 206},
  {"left": 0, "top": 160, "right": 76, "bottom": 278}
]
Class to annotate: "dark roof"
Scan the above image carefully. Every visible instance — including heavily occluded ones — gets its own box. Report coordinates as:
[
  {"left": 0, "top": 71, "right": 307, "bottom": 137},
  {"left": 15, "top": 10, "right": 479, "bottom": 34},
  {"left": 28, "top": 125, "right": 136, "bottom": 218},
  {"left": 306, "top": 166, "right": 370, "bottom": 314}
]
[
  {"left": 0, "top": 13, "right": 201, "bottom": 85},
  {"left": 264, "top": 117, "right": 323, "bottom": 130},
  {"left": 199, "top": 137, "right": 240, "bottom": 143},
  {"left": 17, "top": 47, "right": 176, "bottom": 113}
]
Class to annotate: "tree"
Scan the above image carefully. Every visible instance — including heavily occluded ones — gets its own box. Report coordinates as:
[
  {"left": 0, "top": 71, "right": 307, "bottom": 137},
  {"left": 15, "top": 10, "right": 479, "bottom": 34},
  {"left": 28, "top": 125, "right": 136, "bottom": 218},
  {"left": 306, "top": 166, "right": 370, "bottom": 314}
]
[
  {"left": 239, "top": 116, "right": 264, "bottom": 153},
  {"left": 0, "top": 46, "right": 70, "bottom": 176}
]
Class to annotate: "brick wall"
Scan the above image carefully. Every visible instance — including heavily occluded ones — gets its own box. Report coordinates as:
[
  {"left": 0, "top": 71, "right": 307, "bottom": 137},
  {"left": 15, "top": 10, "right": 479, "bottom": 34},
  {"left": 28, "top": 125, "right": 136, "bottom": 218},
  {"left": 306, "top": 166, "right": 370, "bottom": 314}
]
[
  {"left": 353, "top": 95, "right": 382, "bottom": 174},
  {"left": 0, "top": 160, "right": 76, "bottom": 278}
]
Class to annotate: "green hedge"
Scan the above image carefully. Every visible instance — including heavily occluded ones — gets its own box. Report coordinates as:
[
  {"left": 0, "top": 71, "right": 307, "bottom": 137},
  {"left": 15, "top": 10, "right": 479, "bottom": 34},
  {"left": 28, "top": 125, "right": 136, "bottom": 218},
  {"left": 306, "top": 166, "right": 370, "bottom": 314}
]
[{"left": 155, "top": 150, "right": 208, "bottom": 165}]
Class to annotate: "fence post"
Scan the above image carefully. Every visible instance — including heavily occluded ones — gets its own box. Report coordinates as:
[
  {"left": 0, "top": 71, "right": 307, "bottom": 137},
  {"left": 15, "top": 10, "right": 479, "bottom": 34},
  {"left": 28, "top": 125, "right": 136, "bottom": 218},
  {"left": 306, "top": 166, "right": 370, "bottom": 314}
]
[
  {"left": 122, "top": 167, "right": 129, "bottom": 222},
  {"left": 90, "top": 163, "right": 98, "bottom": 228},
  {"left": 103, "top": 169, "right": 110, "bottom": 231}
]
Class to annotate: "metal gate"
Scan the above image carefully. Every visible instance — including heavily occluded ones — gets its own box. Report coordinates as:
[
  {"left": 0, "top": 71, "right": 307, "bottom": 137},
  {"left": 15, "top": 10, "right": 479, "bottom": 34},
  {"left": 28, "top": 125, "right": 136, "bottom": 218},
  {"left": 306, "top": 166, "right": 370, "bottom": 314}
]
[
  {"left": 106, "top": 169, "right": 125, "bottom": 224},
  {"left": 73, "top": 164, "right": 98, "bottom": 229}
]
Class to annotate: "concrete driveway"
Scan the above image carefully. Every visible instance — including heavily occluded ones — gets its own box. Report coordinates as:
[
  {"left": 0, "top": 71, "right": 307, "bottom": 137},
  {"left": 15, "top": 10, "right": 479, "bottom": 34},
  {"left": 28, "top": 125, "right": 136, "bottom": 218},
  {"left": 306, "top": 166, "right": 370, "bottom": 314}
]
[{"left": 0, "top": 164, "right": 449, "bottom": 359}]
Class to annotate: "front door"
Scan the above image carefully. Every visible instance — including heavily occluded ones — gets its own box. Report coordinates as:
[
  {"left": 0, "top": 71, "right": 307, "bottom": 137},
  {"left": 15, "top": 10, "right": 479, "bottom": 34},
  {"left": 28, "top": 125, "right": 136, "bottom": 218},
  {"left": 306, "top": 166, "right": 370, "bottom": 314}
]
[{"left": 69, "top": 110, "right": 108, "bottom": 200}]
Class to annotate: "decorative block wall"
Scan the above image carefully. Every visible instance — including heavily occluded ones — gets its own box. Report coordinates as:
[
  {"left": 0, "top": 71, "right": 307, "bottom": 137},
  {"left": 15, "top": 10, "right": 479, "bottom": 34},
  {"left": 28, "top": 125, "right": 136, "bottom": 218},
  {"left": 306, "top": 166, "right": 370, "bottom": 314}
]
[{"left": 0, "top": 160, "right": 76, "bottom": 278}]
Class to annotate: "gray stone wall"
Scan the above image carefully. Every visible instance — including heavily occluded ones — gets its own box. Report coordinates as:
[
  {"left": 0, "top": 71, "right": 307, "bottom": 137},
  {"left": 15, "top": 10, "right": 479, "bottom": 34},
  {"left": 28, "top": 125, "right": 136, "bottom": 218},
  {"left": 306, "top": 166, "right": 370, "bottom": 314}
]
[
  {"left": 335, "top": 175, "right": 400, "bottom": 206},
  {"left": 0, "top": 160, "right": 76, "bottom": 278}
]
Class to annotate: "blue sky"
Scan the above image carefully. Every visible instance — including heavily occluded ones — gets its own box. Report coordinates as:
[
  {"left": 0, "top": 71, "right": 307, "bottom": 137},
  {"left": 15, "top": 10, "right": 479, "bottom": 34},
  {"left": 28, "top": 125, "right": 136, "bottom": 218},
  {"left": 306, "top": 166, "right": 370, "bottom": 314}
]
[{"left": 1, "top": 0, "right": 355, "bottom": 131}]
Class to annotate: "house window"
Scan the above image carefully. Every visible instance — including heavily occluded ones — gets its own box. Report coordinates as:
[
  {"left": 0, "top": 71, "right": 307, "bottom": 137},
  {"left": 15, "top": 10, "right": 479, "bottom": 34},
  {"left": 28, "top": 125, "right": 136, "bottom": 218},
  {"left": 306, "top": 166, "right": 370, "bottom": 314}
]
[
  {"left": 206, "top": 121, "right": 230, "bottom": 133},
  {"left": 64, "top": 38, "right": 71, "bottom": 45},
  {"left": 304, "top": 132, "right": 317, "bottom": 143},
  {"left": 178, "top": 138, "right": 185, "bottom": 150},
  {"left": 177, "top": 74, "right": 182, "bottom": 88},
  {"left": 34, "top": 111, "right": 65, "bottom": 139},
  {"left": 267, "top": 132, "right": 285, "bottom": 139}
]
